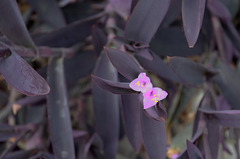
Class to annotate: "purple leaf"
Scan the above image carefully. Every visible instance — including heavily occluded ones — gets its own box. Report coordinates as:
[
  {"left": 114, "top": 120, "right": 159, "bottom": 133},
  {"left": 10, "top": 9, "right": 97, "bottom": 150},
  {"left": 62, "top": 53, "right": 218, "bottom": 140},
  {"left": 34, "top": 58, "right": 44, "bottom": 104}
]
[
  {"left": 38, "top": 51, "right": 96, "bottom": 87},
  {"left": 0, "top": 0, "right": 36, "bottom": 48},
  {"left": 92, "top": 75, "right": 135, "bottom": 94},
  {"left": 92, "top": 26, "right": 107, "bottom": 57},
  {"left": 121, "top": 94, "right": 142, "bottom": 152},
  {"left": 182, "top": 0, "right": 206, "bottom": 47},
  {"left": 47, "top": 56, "right": 75, "bottom": 159},
  {"left": 199, "top": 108, "right": 240, "bottom": 128},
  {"left": 92, "top": 53, "right": 119, "bottom": 159},
  {"left": 161, "top": 0, "right": 181, "bottom": 27},
  {"left": 11, "top": 46, "right": 74, "bottom": 58},
  {"left": 169, "top": 57, "right": 217, "bottom": 86},
  {"left": 213, "top": 61, "right": 240, "bottom": 109},
  {"left": 186, "top": 140, "right": 203, "bottom": 159},
  {"left": 141, "top": 107, "right": 166, "bottom": 159},
  {"left": 150, "top": 27, "right": 205, "bottom": 56},
  {"left": 178, "top": 128, "right": 203, "bottom": 159},
  {"left": 206, "top": 119, "right": 219, "bottom": 159},
  {"left": 27, "top": 0, "right": 66, "bottom": 29},
  {"left": 222, "top": 20, "right": 240, "bottom": 53},
  {"left": 136, "top": 52, "right": 182, "bottom": 82},
  {"left": 16, "top": 95, "right": 46, "bottom": 107},
  {"left": 109, "top": 0, "right": 131, "bottom": 18},
  {"left": 0, "top": 44, "right": 49, "bottom": 96},
  {"left": 144, "top": 103, "right": 167, "bottom": 122},
  {"left": 207, "top": 0, "right": 231, "bottom": 20},
  {"left": 33, "top": 18, "right": 97, "bottom": 47},
  {"left": 125, "top": 0, "right": 170, "bottom": 43},
  {"left": 105, "top": 47, "right": 142, "bottom": 81}
]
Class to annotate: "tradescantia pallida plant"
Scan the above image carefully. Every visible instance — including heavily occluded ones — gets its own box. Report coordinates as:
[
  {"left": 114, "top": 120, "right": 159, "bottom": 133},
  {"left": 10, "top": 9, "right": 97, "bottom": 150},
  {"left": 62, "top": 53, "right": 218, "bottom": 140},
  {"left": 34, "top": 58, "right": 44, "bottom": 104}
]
[{"left": 0, "top": 0, "right": 239, "bottom": 159}]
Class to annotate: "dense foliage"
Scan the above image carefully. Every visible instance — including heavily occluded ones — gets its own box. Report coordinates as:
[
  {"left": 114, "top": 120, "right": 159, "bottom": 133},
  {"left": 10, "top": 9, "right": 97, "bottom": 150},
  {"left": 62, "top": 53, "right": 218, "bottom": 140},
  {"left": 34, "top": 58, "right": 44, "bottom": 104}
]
[{"left": 0, "top": 0, "right": 239, "bottom": 159}]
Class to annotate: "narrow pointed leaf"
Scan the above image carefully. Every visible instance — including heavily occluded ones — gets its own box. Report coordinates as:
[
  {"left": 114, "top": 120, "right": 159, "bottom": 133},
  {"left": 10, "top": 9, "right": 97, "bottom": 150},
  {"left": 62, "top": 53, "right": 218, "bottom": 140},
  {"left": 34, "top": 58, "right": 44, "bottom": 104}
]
[
  {"left": 0, "top": 44, "right": 49, "bottom": 96},
  {"left": 178, "top": 128, "right": 203, "bottom": 159},
  {"left": 105, "top": 47, "right": 142, "bottom": 81},
  {"left": 213, "top": 61, "right": 240, "bottom": 109},
  {"left": 141, "top": 107, "right": 166, "bottom": 159},
  {"left": 206, "top": 119, "right": 219, "bottom": 159},
  {"left": 92, "top": 75, "right": 135, "bottom": 94},
  {"left": 182, "top": 0, "right": 206, "bottom": 47},
  {"left": 27, "top": 0, "right": 66, "bottom": 29},
  {"left": 187, "top": 140, "right": 203, "bottom": 159},
  {"left": 121, "top": 94, "right": 142, "bottom": 152},
  {"left": 0, "top": 0, "right": 35, "bottom": 48},
  {"left": 92, "top": 26, "right": 107, "bottom": 57},
  {"left": 47, "top": 56, "right": 75, "bottom": 159},
  {"left": 92, "top": 53, "right": 119, "bottom": 159},
  {"left": 33, "top": 19, "right": 97, "bottom": 47},
  {"left": 207, "top": 0, "right": 231, "bottom": 20},
  {"left": 199, "top": 108, "right": 240, "bottom": 127},
  {"left": 125, "top": 0, "right": 170, "bottom": 43},
  {"left": 169, "top": 57, "right": 216, "bottom": 86},
  {"left": 144, "top": 102, "right": 167, "bottom": 122},
  {"left": 136, "top": 52, "right": 181, "bottom": 82}
]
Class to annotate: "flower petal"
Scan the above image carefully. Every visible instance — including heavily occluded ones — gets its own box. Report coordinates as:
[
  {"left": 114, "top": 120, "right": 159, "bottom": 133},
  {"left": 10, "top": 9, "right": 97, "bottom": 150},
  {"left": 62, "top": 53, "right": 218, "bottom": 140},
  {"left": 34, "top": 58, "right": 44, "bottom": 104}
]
[
  {"left": 143, "top": 96, "right": 157, "bottom": 109},
  {"left": 138, "top": 72, "right": 151, "bottom": 83},
  {"left": 129, "top": 78, "right": 143, "bottom": 92},
  {"left": 154, "top": 87, "right": 168, "bottom": 101},
  {"left": 141, "top": 82, "right": 153, "bottom": 93},
  {"left": 129, "top": 72, "right": 153, "bottom": 93}
]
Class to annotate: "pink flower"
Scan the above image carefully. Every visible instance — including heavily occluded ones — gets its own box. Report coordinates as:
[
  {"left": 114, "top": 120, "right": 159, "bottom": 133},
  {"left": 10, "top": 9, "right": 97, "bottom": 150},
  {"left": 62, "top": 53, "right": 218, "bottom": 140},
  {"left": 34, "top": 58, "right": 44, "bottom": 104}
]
[
  {"left": 129, "top": 73, "right": 153, "bottom": 93},
  {"left": 143, "top": 87, "right": 168, "bottom": 109}
]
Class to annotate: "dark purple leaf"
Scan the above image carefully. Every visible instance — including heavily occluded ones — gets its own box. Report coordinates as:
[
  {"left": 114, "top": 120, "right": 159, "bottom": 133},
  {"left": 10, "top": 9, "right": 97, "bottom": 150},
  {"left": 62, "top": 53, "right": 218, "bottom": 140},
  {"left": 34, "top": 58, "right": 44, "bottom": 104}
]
[
  {"left": 213, "top": 61, "right": 240, "bottom": 109},
  {"left": 222, "top": 20, "right": 240, "bottom": 53},
  {"left": 92, "top": 26, "right": 107, "bottom": 57},
  {"left": 92, "top": 75, "right": 135, "bottom": 94},
  {"left": 0, "top": 44, "right": 49, "bottom": 96},
  {"left": 136, "top": 52, "right": 182, "bottom": 82},
  {"left": 161, "top": 0, "right": 181, "bottom": 27},
  {"left": 11, "top": 46, "right": 74, "bottom": 58},
  {"left": 38, "top": 51, "right": 96, "bottom": 87},
  {"left": 121, "top": 94, "right": 142, "bottom": 152},
  {"left": 178, "top": 128, "right": 203, "bottom": 159},
  {"left": 109, "top": 0, "right": 131, "bottom": 18},
  {"left": 125, "top": 0, "right": 170, "bottom": 43},
  {"left": 187, "top": 140, "right": 203, "bottom": 159},
  {"left": 47, "top": 56, "right": 75, "bottom": 159},
  {"left": 182, "top": 0, "right": 206, "bottom": 47},
  {"left": 16, "top": 96, "right": 46, "bottom": 107},
  {"left": 130, "top": 0, "right": 138, "bottom": 12},
  {"left": 169, "top": 57, "right": 217, "bottom": 86},
  {"left": 33, "top": 18, "right": 97, "bottom": 47},
  {"left": 72, "top": 130, "right": 88, "bottom": 139},
  {"left": 207, "top": 0, "right": 231, "bottom": 20},
  {"left": 199, "top": 108, "right": 240, "bottom": 127},
  {"left": 27, "top": 0, "right": 66, "bottom": 29},
  {"left": 141, "top": 107, "right": 166, "bottom": 159},
  {"left": 150, "top": 27, "right": 205, "bottom": 56},
  {"left": 206, "top": 119, "right": 219, "bottom": 159},
  {"left": 0, "top": 0, "right": 36, "bottom": 48},
  {"left": 105, "top": 47, "right": 142, "bottom": 81},
  {"left": 92, "top": 53, "right": 119, "bottom": 159},
  {"left": 133, "top": 48, "right": 153, "bottom": 61},
  {"left": 144, "top": 102, "right": 167, "bottom": 122},
  {"left": 220, "top": 133, "right": 232, "bottom": 155}
]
